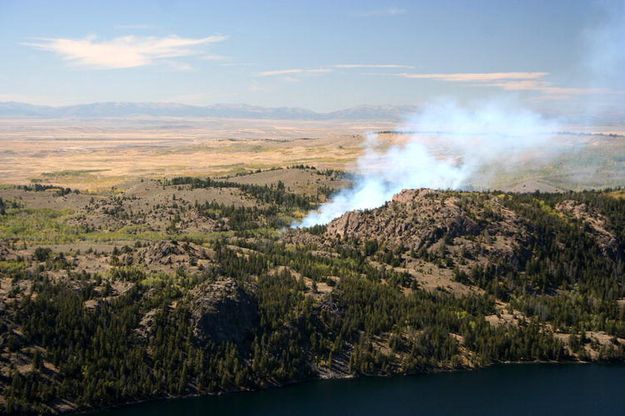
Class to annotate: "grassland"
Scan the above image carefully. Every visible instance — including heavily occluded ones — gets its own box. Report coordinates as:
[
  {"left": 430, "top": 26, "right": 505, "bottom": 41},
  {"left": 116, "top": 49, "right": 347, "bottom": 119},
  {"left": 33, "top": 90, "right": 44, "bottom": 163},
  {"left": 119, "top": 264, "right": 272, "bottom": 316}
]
[
  {"left": 0, "top": 118, "right": 382, "bottom": 191},
  {"left": 2, "top": 117, "right": 625, "bottom": 193}
]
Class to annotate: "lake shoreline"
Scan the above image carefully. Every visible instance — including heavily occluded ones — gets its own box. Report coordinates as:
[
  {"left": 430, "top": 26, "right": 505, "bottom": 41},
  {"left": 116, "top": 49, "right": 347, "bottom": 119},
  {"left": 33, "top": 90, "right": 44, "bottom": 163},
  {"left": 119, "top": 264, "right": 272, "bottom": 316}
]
[{"left": 80, "top": 359, "right": 612, "bottom": 416}]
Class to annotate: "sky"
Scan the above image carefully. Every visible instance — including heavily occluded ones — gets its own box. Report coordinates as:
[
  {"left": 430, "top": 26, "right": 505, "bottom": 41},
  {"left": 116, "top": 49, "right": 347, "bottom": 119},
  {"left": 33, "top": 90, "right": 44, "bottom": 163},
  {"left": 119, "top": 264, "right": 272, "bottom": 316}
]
[{"left": 0, "top": 0, "right": 623, "bottom": 112}]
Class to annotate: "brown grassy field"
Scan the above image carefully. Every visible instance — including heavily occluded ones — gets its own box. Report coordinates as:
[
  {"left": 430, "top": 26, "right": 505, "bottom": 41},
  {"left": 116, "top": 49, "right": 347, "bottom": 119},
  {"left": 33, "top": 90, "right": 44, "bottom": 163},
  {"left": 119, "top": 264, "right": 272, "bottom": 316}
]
[
  {"left": 1, "top": 117, "right": 625, "bottom": 192},
  {"left": 0, "top": 118, "right": 392, "bottom": 190}
]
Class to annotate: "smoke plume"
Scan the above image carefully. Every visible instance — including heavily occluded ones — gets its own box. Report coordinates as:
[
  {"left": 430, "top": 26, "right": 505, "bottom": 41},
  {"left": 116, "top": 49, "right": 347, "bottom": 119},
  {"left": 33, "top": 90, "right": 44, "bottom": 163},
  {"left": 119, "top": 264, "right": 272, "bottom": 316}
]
[
  {"left": 295, "top": 3, "right": 624, "bottom": 228},
  {"left": 586, "top": 1, "right": 625, "bottom": 90},
  {"left": 296, "top": 99, "right": 561, "bottom": 227},
  {"left": 583, "top": 1, "right": 625, "bottom": 117}
]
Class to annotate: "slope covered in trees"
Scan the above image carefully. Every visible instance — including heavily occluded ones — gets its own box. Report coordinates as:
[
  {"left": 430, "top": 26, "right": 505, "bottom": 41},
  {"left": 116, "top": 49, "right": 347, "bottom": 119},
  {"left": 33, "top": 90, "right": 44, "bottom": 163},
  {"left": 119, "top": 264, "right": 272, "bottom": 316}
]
[{"left": 1, "top": 174, "right": 625, "bottom": 414}]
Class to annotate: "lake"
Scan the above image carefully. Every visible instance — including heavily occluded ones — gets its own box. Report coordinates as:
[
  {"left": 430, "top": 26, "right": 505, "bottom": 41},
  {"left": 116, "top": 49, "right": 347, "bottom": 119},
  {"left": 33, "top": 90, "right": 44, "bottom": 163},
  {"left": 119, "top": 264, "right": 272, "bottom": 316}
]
[{"left": 91, "top": 363, "right": 625, "bottom": 416}]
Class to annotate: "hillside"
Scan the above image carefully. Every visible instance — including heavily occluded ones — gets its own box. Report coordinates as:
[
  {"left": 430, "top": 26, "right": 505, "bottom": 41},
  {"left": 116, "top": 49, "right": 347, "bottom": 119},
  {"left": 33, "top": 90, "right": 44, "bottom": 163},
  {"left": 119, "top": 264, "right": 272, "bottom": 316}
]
[{"left": 1, "top": 169, "right": 625, "bottom": 414}]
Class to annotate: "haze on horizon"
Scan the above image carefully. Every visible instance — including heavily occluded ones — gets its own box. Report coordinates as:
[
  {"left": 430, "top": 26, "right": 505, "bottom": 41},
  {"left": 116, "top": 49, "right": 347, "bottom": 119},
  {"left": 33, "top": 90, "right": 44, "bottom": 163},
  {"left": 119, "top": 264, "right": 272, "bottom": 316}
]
[{"left": 0, "top": 0, "right": 624, "bottom": 117}]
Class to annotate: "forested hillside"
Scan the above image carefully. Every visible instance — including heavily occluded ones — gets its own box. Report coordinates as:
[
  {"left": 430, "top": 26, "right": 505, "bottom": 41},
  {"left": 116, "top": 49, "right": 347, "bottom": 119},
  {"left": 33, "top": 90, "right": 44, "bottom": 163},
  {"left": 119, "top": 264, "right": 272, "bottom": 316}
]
[{"left": 1, "top": 168, "right": 625, "bottom": 414}]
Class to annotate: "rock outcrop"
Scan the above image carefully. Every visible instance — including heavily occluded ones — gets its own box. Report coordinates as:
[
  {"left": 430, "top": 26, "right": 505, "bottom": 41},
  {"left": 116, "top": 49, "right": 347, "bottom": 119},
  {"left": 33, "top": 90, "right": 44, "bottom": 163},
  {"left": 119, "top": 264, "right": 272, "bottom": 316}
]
[
  {"left": 325, "top": 189, "right": 526, "bottom": 265},
  {"left": 139, "top": 240, "right": 209, "bottom": 266},
  {"left": 190, "top": 277, "right": 259, "bottom": 344}
]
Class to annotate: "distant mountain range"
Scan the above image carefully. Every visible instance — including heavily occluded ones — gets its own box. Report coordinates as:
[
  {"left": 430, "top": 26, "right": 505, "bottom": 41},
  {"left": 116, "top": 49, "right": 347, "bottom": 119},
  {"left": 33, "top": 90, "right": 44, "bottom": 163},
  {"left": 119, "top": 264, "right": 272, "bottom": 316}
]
[{"left": 0, "top": 101, "right": 419, "bottom": 121}]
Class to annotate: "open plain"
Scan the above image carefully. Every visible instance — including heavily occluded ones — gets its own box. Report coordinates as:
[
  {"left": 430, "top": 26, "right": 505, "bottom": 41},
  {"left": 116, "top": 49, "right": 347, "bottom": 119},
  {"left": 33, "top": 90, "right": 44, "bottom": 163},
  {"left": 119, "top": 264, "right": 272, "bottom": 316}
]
[
  {"left": 2, "top": 118, "right": 625, "bottom": 192},
  {"left": 0, "top": 118, "right": 388, "bottom": 190}
]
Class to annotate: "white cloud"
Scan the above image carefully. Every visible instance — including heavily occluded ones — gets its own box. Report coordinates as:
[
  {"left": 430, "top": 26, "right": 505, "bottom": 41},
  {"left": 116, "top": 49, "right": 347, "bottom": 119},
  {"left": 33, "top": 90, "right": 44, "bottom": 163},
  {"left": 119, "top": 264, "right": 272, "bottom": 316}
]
[
  {"left": 334, "top": 64, "right": 413, "bottom": 69},
  {"left": 257, "top": 68, "right": 332, "bottom": 77},
  {"left": 257, "top": 64, "right": 413, "bottom": 79},
  {"left": 200, "top": 54, "right": 228, "bottom": 61},
  {"left": 163, "top": 60, "right": 194, "bottom": 72},
  {"left": 357, "top": 7, "right": 406, "bottom": 17},
  {"left": 397, "top": 71, "right": 548, "bottom": 82},
  {"left": 396, "top": 71, "right": 611, "bottom": 98},
  {"left": 25, "top": 34, "right": 228, "bottom": 69}
]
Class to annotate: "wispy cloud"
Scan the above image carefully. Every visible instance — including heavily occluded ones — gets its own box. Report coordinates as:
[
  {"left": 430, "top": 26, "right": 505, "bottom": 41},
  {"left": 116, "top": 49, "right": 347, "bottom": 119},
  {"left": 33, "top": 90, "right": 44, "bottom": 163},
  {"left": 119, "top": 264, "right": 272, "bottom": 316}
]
[
  {"left": 163, "top": 60, "right": 194, "bottom": 72},
  {"left": 25, "top": 35, "right": 227, "bottom": 69},
  {"left": 396, "top": 71, "right": 609, "bottom": 98},
  {"left": 200, "top": 54, "right": 228, "bottom": 61},
  {"left": 257, "top": 68, "right": 332, "bottom": 77},
  {"left": 397, "top": 71, "right": 548, "bottom": 82},
  {"left": 257, "top": 64, "right": 412, "bottom": 79},
  {"left": 334, "top": 64, "right": 413, "bottom": 69},
  {"left": 357, "top": 7, "right": 406, "bottom": 17}
]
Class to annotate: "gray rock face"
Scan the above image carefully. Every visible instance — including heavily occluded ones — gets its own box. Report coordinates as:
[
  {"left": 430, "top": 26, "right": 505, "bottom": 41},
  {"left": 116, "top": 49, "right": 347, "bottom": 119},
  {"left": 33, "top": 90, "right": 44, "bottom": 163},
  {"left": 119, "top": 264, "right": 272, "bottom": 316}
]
[
  {"left": 324, "top": 188, "right": 527, "bottom": 266},
  {"left": 326, "top": 189, "right": 481, "bottom": 246},
  {"left": 140, "top": 240, "right": 208, "bottom": 266},
  {"left": 190, "top": 277, "right": 259, "bottom": 344},
  {"left": 326, "top": 189, "right": 488, "bottom": 247}
]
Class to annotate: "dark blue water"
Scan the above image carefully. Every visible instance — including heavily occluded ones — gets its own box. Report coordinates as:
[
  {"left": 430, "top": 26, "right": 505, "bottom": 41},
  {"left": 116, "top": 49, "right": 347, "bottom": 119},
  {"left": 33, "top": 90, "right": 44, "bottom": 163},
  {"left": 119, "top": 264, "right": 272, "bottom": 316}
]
[{"left": 92, "top": 364, "right": 625, "bottom": 416}]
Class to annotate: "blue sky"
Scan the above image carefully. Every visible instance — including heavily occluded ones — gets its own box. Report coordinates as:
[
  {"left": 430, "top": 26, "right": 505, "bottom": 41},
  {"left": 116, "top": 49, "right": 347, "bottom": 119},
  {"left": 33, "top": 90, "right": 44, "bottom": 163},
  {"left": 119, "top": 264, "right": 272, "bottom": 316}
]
[{"left": 0, "top": 0, "right": 622, "bottom": 111}]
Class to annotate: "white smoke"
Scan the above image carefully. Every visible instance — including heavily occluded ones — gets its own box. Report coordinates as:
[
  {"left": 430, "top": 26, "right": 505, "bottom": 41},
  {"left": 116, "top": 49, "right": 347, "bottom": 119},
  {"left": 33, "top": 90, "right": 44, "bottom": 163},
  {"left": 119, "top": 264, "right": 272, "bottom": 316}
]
[
  {"left": 585, "top": 1, "right": 625, "bottom": 89},
  {"left": 294, "top": 3, "right": 624, "bottom": 228},
  {"left": 296, "top": 99, "right": 561, "bottom": 227},
  {"left": 582, "top": 1, "right": 625, "bottom": 118}
]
